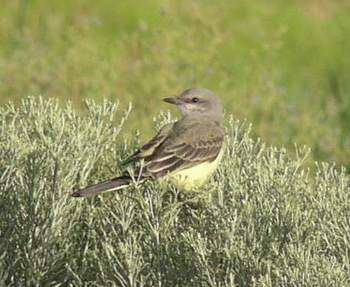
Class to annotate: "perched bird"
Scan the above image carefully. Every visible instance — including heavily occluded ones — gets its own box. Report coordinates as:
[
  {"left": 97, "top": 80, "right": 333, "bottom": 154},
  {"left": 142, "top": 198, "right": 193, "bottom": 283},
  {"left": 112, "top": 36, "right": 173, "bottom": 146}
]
[{"left": 71, "top": 88, "right": 225, "bottom": 197}]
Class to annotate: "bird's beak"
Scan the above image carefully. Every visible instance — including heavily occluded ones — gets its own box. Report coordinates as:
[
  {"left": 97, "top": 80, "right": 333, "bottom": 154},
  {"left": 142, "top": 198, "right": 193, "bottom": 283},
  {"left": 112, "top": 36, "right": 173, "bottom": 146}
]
[{"left": 163, "top": 96, "right": 181, "bottom": 105}]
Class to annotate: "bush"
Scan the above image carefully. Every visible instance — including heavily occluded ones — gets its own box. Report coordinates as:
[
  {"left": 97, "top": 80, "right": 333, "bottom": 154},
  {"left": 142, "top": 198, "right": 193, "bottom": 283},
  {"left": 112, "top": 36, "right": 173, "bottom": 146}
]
[{"left": 1, "top": 98, "right": 349, "bottom": 286}]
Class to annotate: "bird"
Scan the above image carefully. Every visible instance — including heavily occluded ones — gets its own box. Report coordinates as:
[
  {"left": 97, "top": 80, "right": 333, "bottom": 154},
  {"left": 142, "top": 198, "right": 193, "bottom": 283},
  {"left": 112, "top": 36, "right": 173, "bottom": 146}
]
[{"left": 71, "top": 88, "right": 225, "bottom": 197}]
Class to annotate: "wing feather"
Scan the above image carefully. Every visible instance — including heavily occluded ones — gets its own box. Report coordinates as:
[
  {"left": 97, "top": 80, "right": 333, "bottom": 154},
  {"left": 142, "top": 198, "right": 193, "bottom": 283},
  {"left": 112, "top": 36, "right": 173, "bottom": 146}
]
[
  {"left": 125, "top": 118, "right": 224, "bottom": 179},
  {"left": 123, "top": 123, "right": 173, "bottom": 165},
  {"left": 144, "top": 133, "right": 224, "bottom": 178}
]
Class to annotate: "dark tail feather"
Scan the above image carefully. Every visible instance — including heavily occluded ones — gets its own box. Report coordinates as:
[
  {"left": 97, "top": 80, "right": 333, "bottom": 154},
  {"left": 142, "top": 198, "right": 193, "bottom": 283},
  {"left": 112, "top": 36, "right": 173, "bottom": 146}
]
[{"left": 71, "top": 175, "right": 131, "bottom": 198}]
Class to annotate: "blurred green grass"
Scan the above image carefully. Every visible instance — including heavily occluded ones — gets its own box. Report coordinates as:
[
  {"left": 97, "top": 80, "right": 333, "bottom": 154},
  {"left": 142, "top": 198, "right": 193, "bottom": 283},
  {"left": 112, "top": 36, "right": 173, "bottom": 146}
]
[{"left": 0, "top": 0, "right": 349, "bottom": 169}]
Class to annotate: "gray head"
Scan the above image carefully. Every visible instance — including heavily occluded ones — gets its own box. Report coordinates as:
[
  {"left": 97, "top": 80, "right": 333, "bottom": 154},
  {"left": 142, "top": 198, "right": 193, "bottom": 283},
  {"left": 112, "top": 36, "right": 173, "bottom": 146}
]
[{"left": 163, "top": 88, "right": 223, "bottom": 121}]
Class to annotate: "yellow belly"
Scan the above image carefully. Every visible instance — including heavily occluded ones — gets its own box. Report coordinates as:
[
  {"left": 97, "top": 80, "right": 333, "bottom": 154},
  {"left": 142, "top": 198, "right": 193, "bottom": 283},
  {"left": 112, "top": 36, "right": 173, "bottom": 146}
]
[{"left": 166, "top": 147, "right": 224, "bottom": 191}]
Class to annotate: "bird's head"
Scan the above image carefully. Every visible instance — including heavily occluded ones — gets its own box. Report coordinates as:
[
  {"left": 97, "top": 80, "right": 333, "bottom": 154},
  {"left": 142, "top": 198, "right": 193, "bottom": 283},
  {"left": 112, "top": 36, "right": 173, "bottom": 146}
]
[{"left": 163, "top": 88, "right": 223, "bottom": 121}]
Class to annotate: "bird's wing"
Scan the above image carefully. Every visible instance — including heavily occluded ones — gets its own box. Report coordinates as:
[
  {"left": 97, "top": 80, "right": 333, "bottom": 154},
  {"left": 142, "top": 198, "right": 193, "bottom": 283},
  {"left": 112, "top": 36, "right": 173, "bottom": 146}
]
[
  {"left": 143, "top": 120, "right": 224, "bottom": 178},
  {"left": 122, "top": 123, "right": 174, "bottom": 165}
]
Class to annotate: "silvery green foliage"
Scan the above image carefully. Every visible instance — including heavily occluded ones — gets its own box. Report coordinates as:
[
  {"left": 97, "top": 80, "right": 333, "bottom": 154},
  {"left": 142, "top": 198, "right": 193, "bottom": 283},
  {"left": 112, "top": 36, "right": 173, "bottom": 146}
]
[{"left": 0, "top": 98, "right": 349, "bottom": 287}]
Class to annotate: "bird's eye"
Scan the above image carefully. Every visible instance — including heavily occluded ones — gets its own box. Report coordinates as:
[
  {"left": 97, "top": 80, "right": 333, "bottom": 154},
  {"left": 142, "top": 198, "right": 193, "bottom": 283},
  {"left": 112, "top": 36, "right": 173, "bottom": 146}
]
[{"left": 192, "top": 97, "right": 199, "bottom": 103}]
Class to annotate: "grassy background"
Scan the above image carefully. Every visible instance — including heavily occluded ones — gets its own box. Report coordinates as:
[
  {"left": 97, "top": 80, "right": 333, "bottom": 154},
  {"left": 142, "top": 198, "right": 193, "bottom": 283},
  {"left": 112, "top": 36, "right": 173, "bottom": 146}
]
[{"left": 0, "top": 0, "right": 350, "bottom": 170}]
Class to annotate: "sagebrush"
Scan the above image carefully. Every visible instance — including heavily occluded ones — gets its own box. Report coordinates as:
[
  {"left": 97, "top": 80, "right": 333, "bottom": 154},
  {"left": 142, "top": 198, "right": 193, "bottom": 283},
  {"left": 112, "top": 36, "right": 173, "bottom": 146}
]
[{"left": 0, "top": 98, "right": 349, "bottom": 286}]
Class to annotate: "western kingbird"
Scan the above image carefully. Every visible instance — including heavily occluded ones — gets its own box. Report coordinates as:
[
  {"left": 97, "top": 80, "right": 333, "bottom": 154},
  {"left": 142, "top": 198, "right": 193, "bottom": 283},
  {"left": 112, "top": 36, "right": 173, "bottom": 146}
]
[{"left": 71, "top": 88, "right": 225, "bottom": 197}]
